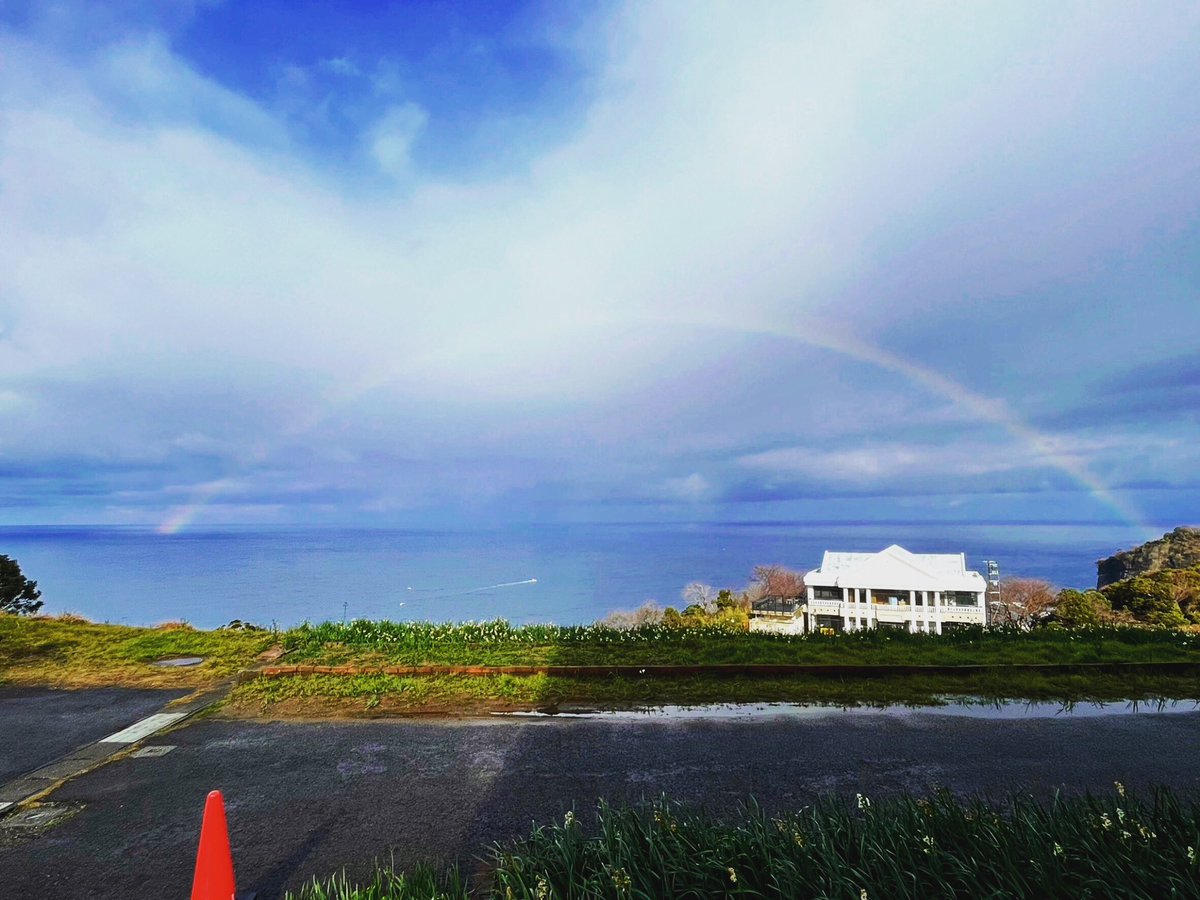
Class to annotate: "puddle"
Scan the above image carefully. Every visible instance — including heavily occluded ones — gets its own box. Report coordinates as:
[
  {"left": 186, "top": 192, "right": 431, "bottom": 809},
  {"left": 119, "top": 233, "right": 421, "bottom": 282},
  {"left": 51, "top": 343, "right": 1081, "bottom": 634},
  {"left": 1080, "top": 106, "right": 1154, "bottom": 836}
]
[
  {"left": 495, "top": 698, "right": 1200, "bottom": 721},
  {"left": 151, "top": 657, "right": 205, "bottom": 667}
]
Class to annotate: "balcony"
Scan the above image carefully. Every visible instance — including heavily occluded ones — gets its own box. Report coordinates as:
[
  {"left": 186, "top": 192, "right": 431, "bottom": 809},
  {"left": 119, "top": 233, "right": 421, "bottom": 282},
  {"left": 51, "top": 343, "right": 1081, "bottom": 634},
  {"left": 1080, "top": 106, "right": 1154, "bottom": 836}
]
[
  {"left": 751, "top": 595, "right": 801, "bottom": 617},
  {"left": 807, "top": 598, "right": 843, "bottom": 614}
]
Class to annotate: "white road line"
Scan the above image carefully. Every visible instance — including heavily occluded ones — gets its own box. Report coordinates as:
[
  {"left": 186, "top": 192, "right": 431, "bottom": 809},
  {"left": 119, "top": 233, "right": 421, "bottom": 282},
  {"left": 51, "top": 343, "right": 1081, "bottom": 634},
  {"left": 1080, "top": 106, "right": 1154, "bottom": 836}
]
[{"left": 99, "top": 713, "right": 188, "bottom": 745}]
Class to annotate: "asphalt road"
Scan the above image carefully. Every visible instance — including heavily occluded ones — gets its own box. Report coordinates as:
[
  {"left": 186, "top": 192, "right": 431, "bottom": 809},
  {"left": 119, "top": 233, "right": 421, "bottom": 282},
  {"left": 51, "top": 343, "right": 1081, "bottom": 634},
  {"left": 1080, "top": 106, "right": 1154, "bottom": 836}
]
[
  {"left": 2, "top": 705, "right": 1199, "bottom": 898},
  {"left": 0, "top": 687, "right": 189, "bottom": 785}
]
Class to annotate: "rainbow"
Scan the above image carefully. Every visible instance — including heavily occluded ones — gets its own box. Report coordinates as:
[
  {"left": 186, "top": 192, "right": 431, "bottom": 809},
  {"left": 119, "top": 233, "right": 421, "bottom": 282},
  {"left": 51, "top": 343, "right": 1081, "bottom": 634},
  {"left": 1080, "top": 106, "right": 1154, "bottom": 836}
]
[
  {"left": 157, "top": 316, "right": 1152, "bottom": 538},
  {"left": 710, "top": 314, "right": 1153, "bottom": 537}
]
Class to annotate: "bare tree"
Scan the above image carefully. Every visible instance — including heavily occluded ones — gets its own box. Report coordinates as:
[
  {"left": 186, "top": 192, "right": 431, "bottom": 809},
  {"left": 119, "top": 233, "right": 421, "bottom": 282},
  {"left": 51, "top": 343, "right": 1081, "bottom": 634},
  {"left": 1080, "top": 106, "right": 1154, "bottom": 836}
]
[
  {"left": 681, "top": 582, "right": 718, "bottom": 614},
  {"left": 599, "top": 600, "right": 664, "bottom": 629},
  {"left": 991, "top": 577, "right": 1057, "bottom": 628},
  {"left": 750, "top": 565, "right": 806, "bottom": 599}
]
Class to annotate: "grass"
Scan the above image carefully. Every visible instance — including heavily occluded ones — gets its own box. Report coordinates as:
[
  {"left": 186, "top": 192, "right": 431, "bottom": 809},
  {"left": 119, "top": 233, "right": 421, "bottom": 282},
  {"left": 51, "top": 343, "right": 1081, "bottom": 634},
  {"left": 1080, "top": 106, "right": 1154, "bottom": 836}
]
[
  {"left": 230, "top": 669, "right": 1200, "bottom": 715},
  {"left": 0, "top": 613, "right": 275, "bottom": 688},
  {"left": 288, "top": 787, "right": 1200, "bottom": 899},
  {"left": 283, "top": 619, "right": 1200, "bottom": 668},
  {"left": 8, "top": 612, "right": 1200, "bottom": 706}
]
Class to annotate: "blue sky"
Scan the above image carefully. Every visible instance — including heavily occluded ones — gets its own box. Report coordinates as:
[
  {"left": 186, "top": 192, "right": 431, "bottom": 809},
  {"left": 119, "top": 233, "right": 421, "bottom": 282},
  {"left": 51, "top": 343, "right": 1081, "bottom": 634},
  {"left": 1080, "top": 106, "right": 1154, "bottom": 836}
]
[{"left": 0, "top": 0, "right": 1197, "bottom": 533}]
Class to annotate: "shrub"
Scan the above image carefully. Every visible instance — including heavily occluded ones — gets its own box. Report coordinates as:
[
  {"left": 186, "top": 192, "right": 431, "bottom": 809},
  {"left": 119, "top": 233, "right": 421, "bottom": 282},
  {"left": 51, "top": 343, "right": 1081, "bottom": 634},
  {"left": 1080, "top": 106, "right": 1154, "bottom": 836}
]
[
  {"left": 1055, "top": 589, "right": 1111, "bottom": 628},
  {"left": 1105, "top": 576, "right": 1188, "bottom": 627}
]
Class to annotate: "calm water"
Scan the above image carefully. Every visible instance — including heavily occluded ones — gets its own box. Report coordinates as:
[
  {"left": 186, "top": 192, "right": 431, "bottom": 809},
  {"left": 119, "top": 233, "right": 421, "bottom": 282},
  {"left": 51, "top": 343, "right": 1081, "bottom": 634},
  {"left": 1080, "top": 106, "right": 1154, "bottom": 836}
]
[
  {"left": 0, "top": 522, "right": 1146, "bottom": 629},
  {"left": 498, "top": 698, "right": 1200, "bottom": 720}
]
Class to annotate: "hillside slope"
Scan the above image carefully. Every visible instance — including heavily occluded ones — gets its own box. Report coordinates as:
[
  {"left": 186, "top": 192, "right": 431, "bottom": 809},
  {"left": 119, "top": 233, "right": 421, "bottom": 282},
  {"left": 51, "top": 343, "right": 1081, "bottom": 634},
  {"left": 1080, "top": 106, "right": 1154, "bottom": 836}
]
[{"left": 1097, "top": 526, "right": 1200, "bottom": 588}]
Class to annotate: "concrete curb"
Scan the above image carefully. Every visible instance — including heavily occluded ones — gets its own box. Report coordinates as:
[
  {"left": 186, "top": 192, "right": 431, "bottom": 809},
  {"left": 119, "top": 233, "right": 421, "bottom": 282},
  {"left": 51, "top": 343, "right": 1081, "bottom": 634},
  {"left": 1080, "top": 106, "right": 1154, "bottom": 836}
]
[{"left": 249, "top": 660, "right": 1200, "bottom": 679}]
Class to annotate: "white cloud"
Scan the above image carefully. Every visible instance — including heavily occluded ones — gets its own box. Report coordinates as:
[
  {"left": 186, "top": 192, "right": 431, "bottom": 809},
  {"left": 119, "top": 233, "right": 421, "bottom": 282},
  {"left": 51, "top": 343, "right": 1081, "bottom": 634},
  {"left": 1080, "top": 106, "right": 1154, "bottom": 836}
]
[
  {"left": 0, "top": 2, "right": 1197, "bottom": 523},
  {"left": 661, "top": 473, "right": 711, "bottom": 503},
  {"left": 365, "top": 102, "right": 428, "bottom": 177}
]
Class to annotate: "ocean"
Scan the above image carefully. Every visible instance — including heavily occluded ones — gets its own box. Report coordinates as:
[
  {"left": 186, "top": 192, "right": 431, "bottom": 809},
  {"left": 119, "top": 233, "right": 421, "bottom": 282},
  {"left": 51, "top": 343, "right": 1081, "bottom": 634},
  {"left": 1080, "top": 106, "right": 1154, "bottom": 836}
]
[{"left": 0, "top": 522, "right": 1149, "bottom": 629}]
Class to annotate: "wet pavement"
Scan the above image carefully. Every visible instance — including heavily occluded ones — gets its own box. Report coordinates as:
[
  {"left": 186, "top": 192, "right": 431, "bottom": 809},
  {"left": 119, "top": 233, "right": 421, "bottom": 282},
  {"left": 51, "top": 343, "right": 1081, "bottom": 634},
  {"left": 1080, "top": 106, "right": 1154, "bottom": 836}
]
[
  {"left": 1, "top": 704, "right": 1199, "bottom": 898},
  {"left": 0, "top": 686, "right": 189, "bottom": 785}
]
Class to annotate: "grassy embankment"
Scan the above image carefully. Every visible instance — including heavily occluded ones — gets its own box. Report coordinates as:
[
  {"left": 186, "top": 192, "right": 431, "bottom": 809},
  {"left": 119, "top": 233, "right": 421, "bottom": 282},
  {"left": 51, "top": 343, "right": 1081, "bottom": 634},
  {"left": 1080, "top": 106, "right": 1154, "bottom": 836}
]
[
  {"left": 229, "top": 620, "right": 1200, "bottom": 714},
  {"left": 0, "top": 613, "right": 274, "bottom": 688},
  {"left": 5, "top": 614, "right": 1200, "bottom": 709},
  {"left": 288, "top": 787, "right": 1200, "bottom": 899}
]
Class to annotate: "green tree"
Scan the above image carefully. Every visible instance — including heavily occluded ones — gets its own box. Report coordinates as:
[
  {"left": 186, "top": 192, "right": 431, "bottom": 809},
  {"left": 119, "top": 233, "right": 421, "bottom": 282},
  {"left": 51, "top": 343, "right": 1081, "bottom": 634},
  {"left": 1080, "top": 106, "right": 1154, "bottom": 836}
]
[
  {"left": 1, "top": 554, "right": 43, "bottom": 615},
  {"left": 1104, "top": 575, "right": 1186, "bottom": 627},
  {"left": 1162, "top": 567, "right": 1200, "bottom": 623},
  {"left": 1054, "top": 589, "right": 1110, "bottom": 628},
  {"left": 662, "top": 607, "right": 684, "bottom": 628}
]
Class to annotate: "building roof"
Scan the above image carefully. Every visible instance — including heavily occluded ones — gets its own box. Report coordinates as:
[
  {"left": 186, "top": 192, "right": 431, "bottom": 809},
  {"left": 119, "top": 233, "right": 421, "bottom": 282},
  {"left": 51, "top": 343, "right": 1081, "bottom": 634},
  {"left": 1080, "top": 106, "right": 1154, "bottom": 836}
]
[{"left": 805, "top": 544, "right": 986, "bottom": 592}]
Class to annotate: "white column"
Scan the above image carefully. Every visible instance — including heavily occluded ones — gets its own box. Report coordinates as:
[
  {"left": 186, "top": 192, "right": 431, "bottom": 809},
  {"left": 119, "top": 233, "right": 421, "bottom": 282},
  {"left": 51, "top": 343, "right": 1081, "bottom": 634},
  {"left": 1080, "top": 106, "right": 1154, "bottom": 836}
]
[
  {"left": 934, "top": 591, "right": 943, "bottom": 635},
  {"left": 908, "top": 590, "right": 917, "bottom": 632},
  {"left": 923, "top": 591, "right": 931, "bottom": 633},
  {"left": 842, "top": 587, "right": 851, "bottom": 631}
]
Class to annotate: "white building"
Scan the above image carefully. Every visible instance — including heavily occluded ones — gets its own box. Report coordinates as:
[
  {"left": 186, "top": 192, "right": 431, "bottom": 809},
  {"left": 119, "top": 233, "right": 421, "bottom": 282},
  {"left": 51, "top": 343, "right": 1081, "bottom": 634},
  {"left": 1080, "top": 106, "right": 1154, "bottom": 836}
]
[{"left": 750, "top": 545, "right": 987, "bottom": 634}]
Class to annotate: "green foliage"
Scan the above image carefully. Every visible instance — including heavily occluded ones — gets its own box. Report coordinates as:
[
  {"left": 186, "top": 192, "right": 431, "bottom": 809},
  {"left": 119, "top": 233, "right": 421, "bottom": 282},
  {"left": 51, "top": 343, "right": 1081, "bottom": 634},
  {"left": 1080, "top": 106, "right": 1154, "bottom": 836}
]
[
  {"left": 1054, "top": 589, "right": 1111, "bottom": 628},
  {"left": 237, "top": 669, "right": 1200, "bottom": 711},
  {"left": 0, "top": 554, "right": 43, "bottom": 615},
  {"left": 281, "top": 619, "right": 1200, "bottom": 668},
  {"left": 715, "top": 588, "right": 739, "bottom": 610},
  {"left": 0, "top": 614, "right": 273, "bottom": 685},
  {"left": 1104, "top": 574, "right": 1189, "bottom": 627},
  {"left": 289, "top": 863, "right": 465, "bottom": 900},
  {"left": 289, "top": 788, "right": 1200, "bottom": 899}
]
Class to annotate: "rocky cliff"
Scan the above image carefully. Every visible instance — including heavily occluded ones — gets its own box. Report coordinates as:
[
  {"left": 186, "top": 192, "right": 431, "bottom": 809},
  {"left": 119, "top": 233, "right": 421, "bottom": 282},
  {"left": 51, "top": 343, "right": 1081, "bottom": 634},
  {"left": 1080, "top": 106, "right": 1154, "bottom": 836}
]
[{"left": 1097, "top": 526, "right": 1200, "bottom": 588}]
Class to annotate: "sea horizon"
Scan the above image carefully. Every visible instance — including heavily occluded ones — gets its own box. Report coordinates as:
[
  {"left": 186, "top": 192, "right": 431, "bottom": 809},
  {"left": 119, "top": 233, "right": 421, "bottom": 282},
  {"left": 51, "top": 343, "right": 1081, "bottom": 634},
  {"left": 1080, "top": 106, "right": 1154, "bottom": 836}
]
[{"left": 0, "top": 520, "right": 1165, "bottom": 630}]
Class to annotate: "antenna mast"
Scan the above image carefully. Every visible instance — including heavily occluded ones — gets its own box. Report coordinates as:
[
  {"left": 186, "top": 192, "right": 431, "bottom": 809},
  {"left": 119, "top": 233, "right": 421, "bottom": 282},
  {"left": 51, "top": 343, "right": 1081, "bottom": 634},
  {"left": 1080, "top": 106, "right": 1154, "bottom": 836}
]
[{"left": 984, "top": 560, "right": 1000, "bottom": 625}]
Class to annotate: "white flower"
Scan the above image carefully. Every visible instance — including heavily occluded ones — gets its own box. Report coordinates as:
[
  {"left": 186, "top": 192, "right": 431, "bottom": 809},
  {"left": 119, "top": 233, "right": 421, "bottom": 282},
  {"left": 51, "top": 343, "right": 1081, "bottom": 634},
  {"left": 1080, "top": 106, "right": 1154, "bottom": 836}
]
[
  {"left": 728, "top": 867, "right": 737, "bottom": 883},
  {"left": 1053, "top": 842, "right": 1064, "bottom": 857},
  {"left": 856, "top": 793, "right": 871, "bottom": 810}
]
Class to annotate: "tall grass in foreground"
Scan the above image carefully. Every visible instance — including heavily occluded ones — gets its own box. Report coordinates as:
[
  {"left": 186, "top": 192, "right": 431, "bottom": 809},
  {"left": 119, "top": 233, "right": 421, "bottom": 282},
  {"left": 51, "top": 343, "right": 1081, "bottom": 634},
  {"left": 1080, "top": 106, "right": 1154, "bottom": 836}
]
[{"left": 289, "top": 787, "right": 1200, "bottom": 899}]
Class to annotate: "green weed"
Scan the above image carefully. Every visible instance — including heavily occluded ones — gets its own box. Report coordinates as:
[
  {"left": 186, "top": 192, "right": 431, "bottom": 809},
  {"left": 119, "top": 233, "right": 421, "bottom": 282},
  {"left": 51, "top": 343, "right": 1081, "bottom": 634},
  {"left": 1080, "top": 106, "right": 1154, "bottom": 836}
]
[{"left": 289, "top": 787, "right": 1200, "bottom": 899}]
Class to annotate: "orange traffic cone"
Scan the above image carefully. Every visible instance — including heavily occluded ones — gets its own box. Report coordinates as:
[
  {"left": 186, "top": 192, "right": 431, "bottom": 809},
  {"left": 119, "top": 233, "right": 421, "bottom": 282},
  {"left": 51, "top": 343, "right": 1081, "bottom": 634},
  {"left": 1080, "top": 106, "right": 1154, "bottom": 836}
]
[{"left": 191, "top": 790, "right": 237, "bottom": 900}]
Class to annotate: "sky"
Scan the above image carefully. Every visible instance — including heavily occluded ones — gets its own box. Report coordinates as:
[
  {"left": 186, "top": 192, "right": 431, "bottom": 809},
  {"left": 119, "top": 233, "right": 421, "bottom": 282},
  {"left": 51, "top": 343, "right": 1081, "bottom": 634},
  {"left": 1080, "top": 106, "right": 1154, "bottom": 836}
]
[{"left": 0, "top": 0, "right": 1197, "bottom": 534}]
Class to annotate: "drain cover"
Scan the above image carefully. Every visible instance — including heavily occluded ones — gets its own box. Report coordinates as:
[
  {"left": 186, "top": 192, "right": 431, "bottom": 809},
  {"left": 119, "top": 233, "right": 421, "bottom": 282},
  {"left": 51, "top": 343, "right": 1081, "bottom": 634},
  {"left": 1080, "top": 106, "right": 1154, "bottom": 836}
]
[
  {"left": 151, "top": 657, "right": 205, "bottom": 667},
  {"left": 131, "top": 745, "right": 176, "bottom": 758},
  {"left": 1, "top": 804, "right": 74, "bottom": 830}
]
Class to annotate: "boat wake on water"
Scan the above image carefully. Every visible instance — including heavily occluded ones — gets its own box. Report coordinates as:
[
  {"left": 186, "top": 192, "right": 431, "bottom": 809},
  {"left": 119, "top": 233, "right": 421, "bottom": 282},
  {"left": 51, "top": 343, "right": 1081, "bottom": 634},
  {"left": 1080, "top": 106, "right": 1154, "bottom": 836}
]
[{"left": 403, "top": 578, "right": 538, "bottom": 601}]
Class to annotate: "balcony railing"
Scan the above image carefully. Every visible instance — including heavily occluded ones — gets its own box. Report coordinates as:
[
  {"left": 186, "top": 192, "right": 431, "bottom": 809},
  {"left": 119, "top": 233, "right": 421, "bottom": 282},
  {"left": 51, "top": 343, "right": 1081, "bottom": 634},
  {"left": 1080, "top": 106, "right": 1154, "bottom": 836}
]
[{"left": 751, "top": 596, "right": 801, "bottom": 616}]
